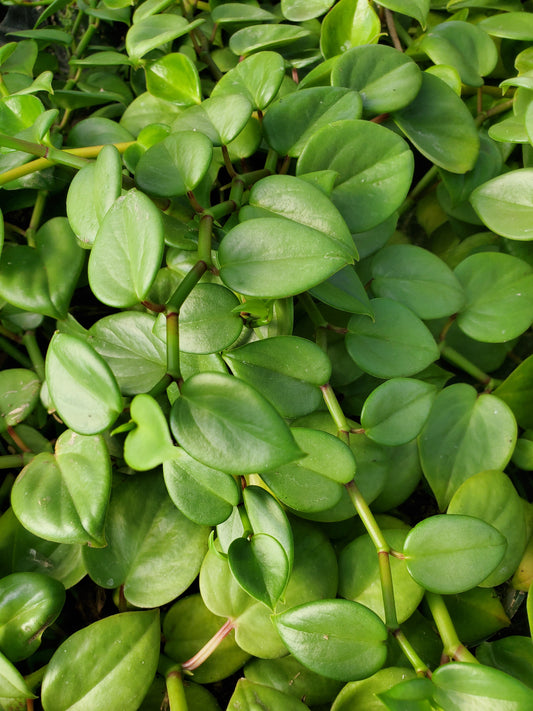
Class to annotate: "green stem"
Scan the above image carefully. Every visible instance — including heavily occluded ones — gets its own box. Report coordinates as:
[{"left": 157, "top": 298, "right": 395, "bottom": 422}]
[
  {"left": 25, "top": 190, "right": 48, "bottom": 247},
  {"left": 0, "top": 453, "right": 34, "bottom": 469},
  {"left": 299, "top": 293, "right": 328, "bottom": 329},
  {"left": 190, "top": 28, "right": 223, "bottom": 81},
  {"left": 0, "top": 473, "right": 14, "bottom": 508},
  {"left": 345, "top": 480, "right": 389, "bottom": 553},
  {"left": 0, "top": 336, "right": 32, "bottom": 369},
  {"left": 393, "top": 629, "right": 430, "bottom": 676},
  {"left": 166, "top": 670, "right": 188, "bottom": 711},
  {"left": 166, "top": 261, "right": 208, "bottom": 311},
  {"left": 475, "top": 98, "right": 514, "bottom": 127},
  {"left": 197, "top": 214, "right": 214, "bottom": 266},
  {"left": 22, "top": 331, "right": 45, "bottom": 381},
  {"left": 439, "top": 343, "right": 501, "bottom": 390},
  {"left": 181, "top": 618, "right": 234, "bottom": 671},
  {"left": 166, "top": 312, "right": 181, "bottom": 381},
  {"left": 425, "top": 592, "right": 478, "bottom": 663},
  {"left": 264, "top": 148, "right": 278, "bottom": 173},
  {"left": 320, "top": 383, "right": 350, "bottom": 441},
  {"left": 221, "top": 144, "right": 237, "bottom": 178},
  {"left": 229, "top": 178, "right": 244, "bottom": 206},
  {"left": 378, "top": 550, "right": 399, "bottom": 629},
  {"left": 399, "top": 165, "right": 439, "bottom": 215}
]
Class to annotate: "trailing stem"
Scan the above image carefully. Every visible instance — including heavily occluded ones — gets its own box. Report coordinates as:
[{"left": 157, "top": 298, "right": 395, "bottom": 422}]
[
  {"left": 181, "top": 618, "right": 235, "bottom": 671},
  {"left": 426, "top": 591, "right": 478, "bottom": 663}
]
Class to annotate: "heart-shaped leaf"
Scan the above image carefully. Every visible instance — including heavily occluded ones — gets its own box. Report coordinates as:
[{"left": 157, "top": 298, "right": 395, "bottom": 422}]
[
  {"left": 0, "top": 217, "right": 84, "bottom": 318},
  {"left": 171, "top": 94, "right": 253, "bottom": 146},
  {"left": 243, "top": 486, "right": 294, "bottom": 572},
  {"left": 41, "top": 611, "right": 160, "bottom": 711},
  {"left": 229, "top": 533, "right": 290, "bottom": 610},
  {"left": 211, "top": 51, "right": 285, "bottom": 110},
  {"left": 403, "top": 514, "right": 507, "bottom": 594},
  {"left": 145, "top": 52, "right": 201, "bottom": 105},
  {"left": 46, "top": 332, "right": 123, "bottom": 435},
  {"left": 126, "top": 15, "right": 204, "bottom": 60},
  {"left": 123, "top": 394, "right": 176, "bottom": 470},
  {"left": 88, "top": 189, "right": 164, "bottom": 308},
  {"left": 11, "top": 429, "right": 111, "bottom": 546}
]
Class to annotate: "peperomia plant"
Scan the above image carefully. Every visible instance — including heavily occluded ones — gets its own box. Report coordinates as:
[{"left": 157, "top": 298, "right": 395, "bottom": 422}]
[{"left": 0, "top": 0, "right": 533, "bottom": 709}]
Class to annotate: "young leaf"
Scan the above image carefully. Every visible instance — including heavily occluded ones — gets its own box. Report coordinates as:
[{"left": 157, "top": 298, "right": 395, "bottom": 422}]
[
  {"left": 41, "top": 611, "right": 160, "bottom": 711},
  {"left": 126, "top": 15, "right": 204, "bottom": 60},
  {"left": 274, "top": 599, "right": 388, "bottom": 681},
  {"left": 145, "top": 52, "right": 201, "bottom": 105},
  {"left": 123, "top": 394, "right": 176, "bottom": 470},
  {"left": 0, "top": 650, "right": 35, "bottom": 700},
  {"left": 211, "top": 51, "right": 285, "bottom": 110},
  {"left": 471, "top": 169, "right": 533, "bottom": 240},
  {"left": 227, "top": 679, "right": 310, "bottom": 711},
  {"left": 88, "top": 189, "right": 164, "bottom": 308},
  {"left": 170, "top": 372, "right": 302, "bottom": 475},
  {"left": 244, "top": 485, "right": 294, "bottom": 571},
  {"left": 11, "top": 429, "right": 111, "bottom": 546},
  {"left": 404, "top": 514, "right": 507, "bottom": 594},
  {"left": 320, "top": 0, "right": 381, "bottom": 59},
  {"left": 171, "top": 94, "right": 252, "bottom": 145}
]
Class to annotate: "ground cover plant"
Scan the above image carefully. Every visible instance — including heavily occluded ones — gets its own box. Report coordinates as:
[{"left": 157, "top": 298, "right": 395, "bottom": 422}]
[{"left": 0, "top": 0, "right": 533, "bottom": 708}]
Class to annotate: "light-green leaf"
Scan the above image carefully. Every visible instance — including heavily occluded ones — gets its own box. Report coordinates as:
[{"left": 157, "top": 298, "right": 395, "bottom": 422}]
[{"left": 471, "top": 169, "right": 533, "bottom": 240}]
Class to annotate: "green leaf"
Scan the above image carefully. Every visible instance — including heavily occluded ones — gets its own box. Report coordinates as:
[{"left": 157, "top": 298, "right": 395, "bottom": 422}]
[
  {"left": 126, "top": 15, "right": 204, "bottom": 61},
  {"left": 87, "top": 312, "right": 166, "bottom": 395},
  {"left": 170, "top": 372, "right": 302, "bottom": 475},
  {"left": 281, "top": 0, "right": 334, "bottom": 21},
  {"left": 378, "top": 677, "right": 435, "bottom": 711},
  {"left": 339, "top": 529, "right": 424, "bottom": 624},
  {"left": 145, "top": 52, "right": 201, "bottom": 105},
  {"left": 0, "top": 572, "right": 65, "bottom": 662},
  {"left": 361, "top": 378, "right": 438, "bottom": 446},
  {"left": 135, "top": 131, "right": 212, "bottom": 198},
  {"left": 229, "top": 533, "right": 290, "bottom": 610},
  {"left": 420, "top": 20, "right": 497, "bottom": 87},
  {"left": 83, "top": 474, "right": 209, "bottom": 607},
  {"left": 0, "top": 650, "right": 34, "bottom": 700},
  {"left": 223, "top": 335, "right": 331, "bottom": 418},
  {"left": 0, "top": 95, "right": 42, "bottom": 135},
  {"left": 447, "top": 470, "right": 528, "bottom": 587},
  {"left": 212, "top": 4, "right": 276, "bottom": 24},
  {"left": 320, "top": 0, "right": 381, "bottom": 59},
  {"left": 123, "top": 394, "right": 176, "bottom": 470},
  {"left": 46, "top": 332, "right": 123, "bottom": 435},
  {"left": 275, "top": 599, "right": 388, "bottom": 681},
  {"left": 331, "top": 44, "right": 422, "bottom": 114},
  {"left": 66, "top": 164, "right": 105, "bottom": 248},
  {"left": 0, "top": 508, "right": 86, "bottom": 590},
  {"left": 419, "top": 384, "right": 517, "bottom": 510},
  {"left": 41, "top": 611, "right": 160, "bottom": 711},
  {"left": 454, "top": 253, "right": 533, "bottom": 342},
  {"left": 393, "top": 72, "right": 479, "bottom": 173},
  {"left": 0, "top": 369, "right": 40, "bottom": 433},
  {"left": 478, "top": 12, "right": 533, "bottom": 40},
  {"left": 263, "top": 87, "right": 362, "bottom": 157},
  {"left": 309, "top": 265, "right": 373, "bottom": 317},
  {"left": 371, "top": 244, "right": 465, "bottom": 319},
  {"left": 432, "top": 662, "right": 533, "bottom": 709},
  {"left": 211, "top": 51, "right": 285, "bottom": 110},
  {"left": 11, "top": 429, "right": 111, "bottom": 546},
  {"left": 471, "top": 169, "right": 533, "bottom": 240},
  {"left": 88, "top": 189, "right": 164, "bottom": 307},
  {"left": 494, "top": 354, "right": 533, "bottom": 429},
  {"left": 171, "top": 94, "right": 252, "bottom": 145},
  {"left": 0, "top": 217, "right": 84, "bottom": 318},
  {"left": 229, "top": 25, "right": 311, "bottom": 56},
  {"left": 163, "top": 449, "right": 241, "bottom": 525},
  {"left": 345, "top": 298, "right": 439, "bottom": 378},
  {"left": 244, "top": 485, "right": 294, "bottom": 571},
  {"left": 8, "top": 28, "right": 72, "bottom": 44},
  {"left": 404, "top": 514, "right": 507, "bottom": 594},
  {"left": 67, "top": 117, "right": 134, "bottom": 147},
  {"left": 297, "top": 120, "right": 414, "bottom": 232},
  {"left": 179, "top": 283, "right": 243, "bottom": 354},
  {"left": 261, "top": 427, "right": 356, "bottom": 513},
  {"left": 374, "top": 0, "right": 429, "bottom": 27},
  {"left": 444, "top": 587, "right": 510, "bottom": 646},
  {"left": 228, "top": 679, "right": 310, "bottom": 711},
  {"left": 94, "top": 144, "right": 123, "bottom": 224}
]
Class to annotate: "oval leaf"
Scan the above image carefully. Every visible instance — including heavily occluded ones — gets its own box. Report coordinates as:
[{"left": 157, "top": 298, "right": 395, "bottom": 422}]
[{"left": 471, "top": 168, "right": 533, "bottom": 240}]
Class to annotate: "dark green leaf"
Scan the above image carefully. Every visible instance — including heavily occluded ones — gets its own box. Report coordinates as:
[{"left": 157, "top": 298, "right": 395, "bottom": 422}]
[
  {"left": 229, "top": 25, "right": 311, "bottom": 56},
  {"left": 477, "top": 636, "right": 533, "bottom": 689},
  {"left": 374, "top": 0, "right": 429, "bottom": 27},
  {"left": 309, "top": 266, "right": 373, "bottom": 316},
  {"left": 494, "top": 354, "right": 533, "bottom": 429},
  {"left": 126, "top": 15, "right": 204, "bottom": 61}
]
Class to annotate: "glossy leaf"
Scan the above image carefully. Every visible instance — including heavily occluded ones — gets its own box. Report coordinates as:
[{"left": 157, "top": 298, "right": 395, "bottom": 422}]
[
  {"left": 82, "top": 473, "right": 209, "bottom": 607},
  {"left": 477, "top": 636, "right": 533, "bottom": 689},
  {"left": 371, "top": 244, "right": 465, "bottom": 319},
  {"left": 261, "top": 427, "right": 356, "bottom": 513},
  {"left": 448, "top": 470, "right": 528, "bottom": 587},
  {"left": 419, "top": 384, "right": 517, "bottom": 510},
  {"left": 0, "top": 217, "right": 84, "bottom": 318},
  {"left": 0, "top": 650, "right": 34, "bottom": 700},
  {"left": 454, "top": 252, "right": 533, "bottom": 342},
  {"left": 163, "top": 449, "right": 241, "bottom": 526},
  {"left": 66, "top": 163, "right": 103, "bottom": 248},
  {"left": 179, "top": 283, "right": 242, "bottom": 354},
  {"left": 227, "top": 679, "right": 310, "bottom": 711},
  {"left": 87, "top": 312, "right": 166, "bottom": 395},
  {"left": 331, "top": 44, "right": 422, "bottom": 114},
  {"left": 88, "top": 189, "right": 164, "bottom": 307},
  {"left": 145, "top": 52, "right": 201, "bottom": 105},
  {"left": 41, "top": 611, "right": 160, "bottom": 711},
  {"left": 212, "top": 51, "right": 285, "bottom": 110},
  {"left": 135, "top": 131, "right": 212, "bottom": 198},
  {"left": 0, "top": 369, "right": 40, "bottom": 433},
  {"left": 444, "top": 587, "right": 510, "bottom": 646},
  {"left": 263, "top": 87, "right": 362, "bottom": 157},
  {"left": 244, "top": 485, "right": 293, "bottom": 570},
  {"left": 374, "top": 0, "right": 429, "bottom": 27},
  {"left": 11, "top": 429, "right": 111, "bottom": 546},
  {"left": 229, "top": 24, "right": 311, "bottom": 56},
  {"left": 432, "top": 662, "right": 533, "bottom": 709},
  {"left": 345, "top": 298, "right": 439, "bottom": 378},
  {"left": 404, "top": 514, "right": 506, "bottom": 594},
  {"left": 297, "top": 120, "right": 413, "bottom": 232},
  {"left": 171, "top": 94, "right": 252, "bottom": 145},
  {"left": 378, "top": 677, "right": 435, "bottom": 711},
  {"left": 0, "top": 572, "right": 65, "bottom": 662},
  {"left": 46, "top": 332, "right": 123, "bottom": 435},
  {"left": 478, "top": 12, "right": 533, "bottom": 40},
  {"left": 361, "top": 378, "right": 438, "bottom": 446},
  {"left": 123, "top": 394, "right": 176, "bottom": 470},
  {"left": 420, "top": 20, "right": 497, "bottom": 87},
  {"left": 393, "top": 72, "right": 479, "bottom": 173},
  {"left": 471, "top": 169, "right": 533, "bottom": 240},
  {"left": 275, "top": 599, "right": 388, "bottom": 681},
  {"left": 222, "top": 335, "right": 331, "bottom": 418},
  {"left": 309, "top": 265, "right": 373, "bottom": 316},
  {"left": 494, "top": 354, "right": 533, "bottom": 429},
  {"left": 281, "top": 0, "right": 334, "bottom": 21},
  {"left": 94, "top": 144, "right": 122, "bottom": 224},
  {"left": 126, "top": 15, "right": 203, "bottom": 60},
  {"left": 170, "top": 372, "right": 302, "bottom": 475},
  {"left": 320, "top": 0, "right": 381, "bottom": 59},
  {"left": 333, "top": 668, "right": 418, "bottom": 711}
]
